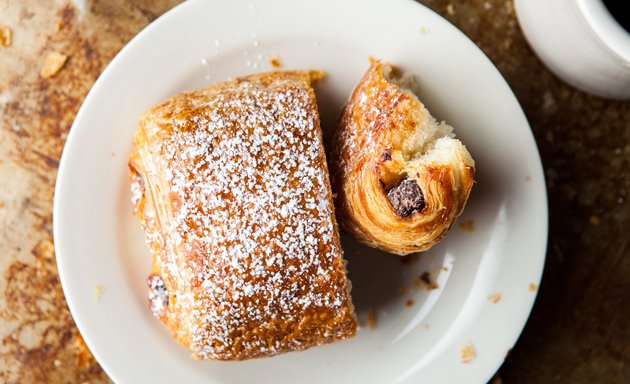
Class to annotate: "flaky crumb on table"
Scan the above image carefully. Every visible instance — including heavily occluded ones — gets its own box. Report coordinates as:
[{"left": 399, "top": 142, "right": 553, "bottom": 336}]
[
  {"left": 460, "top": 343, "right": 476, "bottom": 363},
  {"left": 41, "top": 51, "right": 68, "bottom": 78},
  {"left": 446, "top": 3, "right": 455, "bottom": 16},
  {"left": 0, "top": 25, "right": 12, "bottom": 47}
]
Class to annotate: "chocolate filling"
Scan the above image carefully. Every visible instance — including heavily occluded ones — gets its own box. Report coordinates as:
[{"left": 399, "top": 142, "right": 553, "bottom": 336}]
[
  {"left": 386, "top": 178, "right": 425, "bottom": 217},
  {"left": 147, "top": 274, "right": 169, "bottom": 317}
]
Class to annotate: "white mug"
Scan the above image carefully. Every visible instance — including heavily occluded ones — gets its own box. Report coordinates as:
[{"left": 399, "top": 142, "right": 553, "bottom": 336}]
[{"left": 514, "top": 0, "right": 630, "bottom": 100}]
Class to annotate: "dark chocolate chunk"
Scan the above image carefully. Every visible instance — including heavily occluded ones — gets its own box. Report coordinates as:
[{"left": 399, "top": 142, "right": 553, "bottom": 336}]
[
  {"left": 147, "top": 274, "right": 169, "bottom": 317},
  {"left": 386, "top": 178, "right": 425, "bottom": 217}
]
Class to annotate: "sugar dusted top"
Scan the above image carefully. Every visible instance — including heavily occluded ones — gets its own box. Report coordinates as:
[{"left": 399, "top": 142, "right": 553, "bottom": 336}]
[{"left": 129, "top": 71, "right": 356, "bottom": 360}]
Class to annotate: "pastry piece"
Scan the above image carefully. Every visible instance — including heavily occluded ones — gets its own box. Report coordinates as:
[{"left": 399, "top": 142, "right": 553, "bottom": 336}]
[
  {"left": 128, "top": 70, "right": 357, "bottom": 360},
  {"left": 331, "top": 60, "right": 475, "bottom": 255}
]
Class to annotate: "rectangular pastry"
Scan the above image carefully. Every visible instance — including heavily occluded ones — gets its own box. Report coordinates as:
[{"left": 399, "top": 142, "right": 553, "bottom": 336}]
[{"left": 128, "top": 70, "right": 357, "bottom": 360}]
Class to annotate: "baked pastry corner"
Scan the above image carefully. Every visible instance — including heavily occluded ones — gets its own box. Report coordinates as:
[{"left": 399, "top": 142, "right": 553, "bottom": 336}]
[{"left": 129, "top": 70, "right": 356, "bottom": 360}]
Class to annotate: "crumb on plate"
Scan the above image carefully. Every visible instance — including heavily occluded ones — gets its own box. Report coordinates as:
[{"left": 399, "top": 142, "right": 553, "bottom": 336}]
[
  {"left": 405, "top": 299, "right": 414, "bottom": 307},
  {"left": 270, "top": 55, "right": 282, "bottom": 68},
  {"left": 397, "top": 286, "right": 410, "bottom": 296},
  {"left": 488, "top": 292, "right": 501, "bottom": 304},
  {"left": 460, "top": 343, "right": 475, "bottom": 363},
  {"left": 459, "top": 219, "right": 475, "bottom": 232},
  {"left": 367, "top": 309, "right": 377, "bottom": 330},
  {"left": 93, "top": 284, "right": 104, "bottom": 302},
  {"left": 529, "top": 283, "right": 538, "bottom": 292},
  {"left": 415, "top": 271, "right": 438, "bottom": 290}
]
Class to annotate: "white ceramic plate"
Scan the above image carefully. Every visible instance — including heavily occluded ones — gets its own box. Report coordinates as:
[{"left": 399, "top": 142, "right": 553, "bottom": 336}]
[{"left": 54, "top": 0, "right": 548, "bottom": 383}]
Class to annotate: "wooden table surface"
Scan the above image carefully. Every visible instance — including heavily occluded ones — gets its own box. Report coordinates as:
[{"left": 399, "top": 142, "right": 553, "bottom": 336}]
[{"left": 0, "top": 0, "right": 627, "bottom": 382}]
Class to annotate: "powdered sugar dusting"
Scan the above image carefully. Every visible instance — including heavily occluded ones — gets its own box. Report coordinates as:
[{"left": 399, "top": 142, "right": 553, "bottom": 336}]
[
  {"left": 134, "top": 73, "right": 356, "bottom": 360},
  {"left": 147, "top": 274, "right": 169, "bottom": 317}
]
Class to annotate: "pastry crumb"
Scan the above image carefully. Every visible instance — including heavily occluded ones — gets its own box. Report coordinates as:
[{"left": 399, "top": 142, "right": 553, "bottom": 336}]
[
  {"left": 93, "top": 284, "right": 104, "bottom": 302},
  {"left": 270, "top": 55, "right": 282, "bottom": 68},
  {"left": 415, "top": 271, "right": 438, "bottom": 290},
  {"left": 418, "top": 25, "right": 426, "bottom": 34},
  {"left": 488, "top": 292, "right": 501, "bottom": 303},
  {"left": 405, "top": 299, "right": 414, "bottom": 307},
  {"left": 446, "top": 3, "right": 455, "bottom": 16},
  {"left": 525, "top": 174, "right": 532, "bottom": 182},
  {"left": 505, "top": 1, "right": 514, "bottom": 15},
  {"left": 397, "top": 286, "right": 410, "bottom": 296},
  {"left": 74, "top": 333, "right": 97, "bottom": 369},
  {"left": 528, "top": 283, "right": 538, "bottom": 292},
  {"left": 545, "top": 130, "right": 554, "bottom": 143},
  {"left": 33, "top": 239, "right": 55, "bottom": 259},
  {"left": 41, "top": 51, "right": 68, "bottom": 78},
  {"left": 589, "top": 215, "right": 600, "bottom": 225},
  {"left": 460, "top": 343, "right": 476, "bottom": 363},
  {"left": 459, "top": 219, "right": 475, "bottom": 232},
  {"left": 421, "top": 324, "right": 429, "bottom": 331},
  {"left": 367, "top": 310, "right": 377, "bottom": 330},
  {"left": 0, "top": 25, "right": 12, "bottom": 47}
]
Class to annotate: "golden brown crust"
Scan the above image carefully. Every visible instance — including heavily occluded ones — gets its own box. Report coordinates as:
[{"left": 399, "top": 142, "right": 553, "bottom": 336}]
[
  {"left": 331, "top": 61, "right": 475, "bottom": 255},
  {"left": 129, "top": 70, "right": 356, "bottom": 360}
]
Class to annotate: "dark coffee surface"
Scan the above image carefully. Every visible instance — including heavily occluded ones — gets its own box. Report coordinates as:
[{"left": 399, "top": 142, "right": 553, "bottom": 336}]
[{"left": 604, "top": 0, "right": 630, "bottom": 33}]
